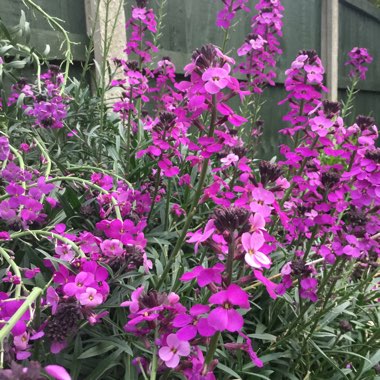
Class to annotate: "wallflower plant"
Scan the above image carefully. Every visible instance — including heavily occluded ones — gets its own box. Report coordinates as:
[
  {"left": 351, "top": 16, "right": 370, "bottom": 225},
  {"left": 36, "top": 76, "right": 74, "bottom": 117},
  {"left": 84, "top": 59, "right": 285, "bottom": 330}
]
[{"left": 0, "top": 0, "right": 378, "bottom": 379}]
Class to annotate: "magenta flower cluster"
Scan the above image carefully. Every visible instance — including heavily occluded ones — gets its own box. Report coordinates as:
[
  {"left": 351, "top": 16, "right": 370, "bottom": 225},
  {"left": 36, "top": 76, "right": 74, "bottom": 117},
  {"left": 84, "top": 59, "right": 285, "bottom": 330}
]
[
  {"left": 345, "top": 47, "right": 373, "bottom": 80},
  {"left": 237, "top": 0, "right": 284, "bottom": 92}
]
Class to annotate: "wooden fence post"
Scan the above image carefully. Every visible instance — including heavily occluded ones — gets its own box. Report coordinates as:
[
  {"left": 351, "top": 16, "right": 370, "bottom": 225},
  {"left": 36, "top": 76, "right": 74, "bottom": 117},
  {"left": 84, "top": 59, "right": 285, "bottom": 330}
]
[
  {"left": 84, "top": 0, "right": 126, "bottom": 99},
  {"left": 321, "top": 0, "right": 339, "bottom": 101}
]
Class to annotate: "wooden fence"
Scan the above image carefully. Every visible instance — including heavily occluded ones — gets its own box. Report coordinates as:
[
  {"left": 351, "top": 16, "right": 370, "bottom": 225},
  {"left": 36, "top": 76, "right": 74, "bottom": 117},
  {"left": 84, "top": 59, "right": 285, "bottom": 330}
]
[{"left": 0, "top": 0, "right": 379, "bottom": 157}]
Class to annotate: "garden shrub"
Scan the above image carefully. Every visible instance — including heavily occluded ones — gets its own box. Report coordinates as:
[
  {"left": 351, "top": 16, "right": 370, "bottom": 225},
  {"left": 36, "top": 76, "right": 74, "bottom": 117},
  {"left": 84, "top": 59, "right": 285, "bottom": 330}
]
[{"left": 0, "top": 0, "right": 379, "bottom": 379}]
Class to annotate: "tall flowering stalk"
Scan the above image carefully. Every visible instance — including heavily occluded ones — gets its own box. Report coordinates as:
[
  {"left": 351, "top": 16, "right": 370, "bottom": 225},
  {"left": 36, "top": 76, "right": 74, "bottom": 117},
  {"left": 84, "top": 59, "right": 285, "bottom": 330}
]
[
  {"left": 342, "top": 47, "right": 373, "bottom": 118},
  {"left": 236, "top": 0, "right": 284, "bottom": 149},
  {"left": 237, "top": 0, "right": 284, "bottom": 93}
]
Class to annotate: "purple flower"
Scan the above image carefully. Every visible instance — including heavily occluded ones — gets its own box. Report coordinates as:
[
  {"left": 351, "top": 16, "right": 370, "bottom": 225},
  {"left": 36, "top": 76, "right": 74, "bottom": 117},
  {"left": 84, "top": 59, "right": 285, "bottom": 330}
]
[
  {"left": 100, "top": 239, "right": 124, "bottom": 257},
  {"left": 45, "top": 365, "right": 71, "bottom": 380},
  {"left": 202, "top": 66, "right": 231, "bottom": 94},
  {"left": 79, "top": 287, "right": 103, "bottom": 307},
  {"left": 20, "top": 198, "right": 43, "bottom": 221},
  {"left": 207, "top": 284, "right": 250, "bottom": 332},
  {"left": 63, "top": 272, "right": 95, "bottom": 297},
  {"left": 47, "top": 286, "right": 59, "bottom": 314},
  {"left": 180, "top": 263, "right": 224, "bottom": 287},
  {"left": 0, "top": 136, "right": 10, "bottom": 160},
  {"left": 173, "top": 304, "right": 215, "bottom": 340},
  {"left": 55, "top": 244, "right": 75, "bottom": 262},
  {"left": 0, "top": 231, "right": 10, "bottom": 240},
  {"left": 159, "top": 333, "right": 191, "bottom": 368},
  {"left": 304, "top": 64, "right": 324, "bottom": 83},
  {"left": 187, "top": 220, "right": 215, "bottom": 253},
  {"left": 121, "top": 286, "right": 144, "bottom": 313},
  {"left": 300, "top": 277, "right": 318, "bottom": 302},
  {"left": 250, "top": 187, "right": 275, "bottom": 217},
  {"left": 342, "top": 235, "right": 361, "bottom": 258},
  {"left": 221, "top": 153, "right": 239, "bottom": 167},
  {"left": 253, "top": 270, "right": 277, "bottom": 299},
  {"left": 345, "top": 47, "right": 373, "bottom": 80},
  {"left": 309, "top": 116, "right": 334, "bottom": 137}
]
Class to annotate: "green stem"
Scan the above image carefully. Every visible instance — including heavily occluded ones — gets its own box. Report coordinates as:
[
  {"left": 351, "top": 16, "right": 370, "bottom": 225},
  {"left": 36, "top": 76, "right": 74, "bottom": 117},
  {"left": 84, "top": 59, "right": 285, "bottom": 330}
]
[
  {"left": 32, "top": 295, "right": 42, "bottom": 360},
  {"left": 0, "top": 247, "right": 22, "bottom": 298},
  {"left": 341, "top": 77, "right": 359, "bottom": 119},
  {"left": 0, "top": 341, "right": 3, "bottom": 369},
  {"left": 280, "top": 136, "right": 319, "bottom": 207},
  {"left": 300, "top": 260, "right": 346, "bottom": 352},
  {"left": 150, "top": 330, "right": 158, "bottom": 380},
  {"left": 321, "top": 259, "right": 346, "bottom": 310},
  {"left": 0, "top": 287, "right": 42, "bottom": 345},
  {"left": 226, "top": 239, "right": 235, "bottom": 286},
  {"left": 147, "top": 168, "right": 162, "bottom": 227},
  {"left": 34, "top": 137, "right": 52, "bottom": 180},
  {"left": 164, "top": 179, "right": 171, "bottom": 231},
  {"left": 10, "top": 230, "right": 86, "bottom": 258},
  {"left": 9, "top": 145, "right": 26, "bottom": 190},
  {"left": 0, "top": 175, "right": 123, "bottom": 220},
  {"left": 22, "top": 0, "right": 73, "bottom": 93},
  {"left": 126, "top": 88, "right": 133, "bottom": 170},
  {"left": 67, "top": 165, "right": 132, "bottom": 186},
  {"left": 203, "top": 332, "right": 220, "bottom": 371},
  {"left": 303, "top": 226, "right": 319, "bottom": 261}
]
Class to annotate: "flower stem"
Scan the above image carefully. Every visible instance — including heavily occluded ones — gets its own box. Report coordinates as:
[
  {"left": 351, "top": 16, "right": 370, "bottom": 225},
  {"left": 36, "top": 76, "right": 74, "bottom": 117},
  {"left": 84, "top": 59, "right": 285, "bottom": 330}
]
[
  {"left": 11, "top": 230, "right": 86, "bottom": 258},
  {"left": 203, "top": 332, "right": 220, "bottom": 372},
  {"left": 156, "top": 96, "right": 217, "bottom": 289},
  {"left": 150, "top": 330, "right": 158, "bottom": 380},
  {"left": 0, "top": 287, "right": 42, "bottom": 347},
  {"left": 22, "top": 0, "right": 73, "bottom": 94},
  {"left": 0, "top": 247, "right": 22, "bottom": 298},
  {"left": 226, "top": 239, "right": 235, "bottom": 286}
]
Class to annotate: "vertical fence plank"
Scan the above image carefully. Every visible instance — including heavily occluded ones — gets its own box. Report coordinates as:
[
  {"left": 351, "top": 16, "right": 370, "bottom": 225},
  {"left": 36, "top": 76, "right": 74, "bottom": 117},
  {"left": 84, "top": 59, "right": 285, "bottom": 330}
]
[
  {"left": 321, "top": 0, "right": 339, "bottom": 100},
  {"left": 85, "top": 0, "right": 126, "bottom": 98}
]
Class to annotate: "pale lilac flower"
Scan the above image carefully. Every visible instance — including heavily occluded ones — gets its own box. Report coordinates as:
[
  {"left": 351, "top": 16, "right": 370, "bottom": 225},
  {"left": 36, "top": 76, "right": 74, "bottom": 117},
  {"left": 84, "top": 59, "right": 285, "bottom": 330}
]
[
  {"left": 202, "top": 66, "right": 230, "bottom": 94},
  {"left": 221, "top": 153, "right": 239, "bottom": 167},
  {"left": 100, "top": 239, "right": 124, "bottom": 257},
  {"left": 241, "top": 232, "right": 271, "bottom": 269},
  {"left": 249, "top": 212, "right": 266, "bottom": 232},
  {"left": 309, "top": 116, "right": 334, "bottom": 137},
  {"left": 159, "top": 333, "right": 191, "bottom": 368},
  {"left": 55, "top": 244, "right": 75, "bottom": 262},
  {"left": 0, "top": 137, "right": 10, "bottom": 160},
  {"left": 79, "top": 287, "right": 103, "bottom": 307}
]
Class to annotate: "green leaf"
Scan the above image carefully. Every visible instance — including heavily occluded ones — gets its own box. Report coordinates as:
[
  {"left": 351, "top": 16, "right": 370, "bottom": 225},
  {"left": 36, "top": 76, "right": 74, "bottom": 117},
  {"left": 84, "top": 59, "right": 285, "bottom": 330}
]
[
  {"left": 84, "top": 348, "right": 123, "bottom": 380},
  {"left": 248, "top": 333, "right": 277, "bottom": 342},
  {"left": 78, "top": 343, "right": 115, "bottom": 359},
  {"left": 217, "top": 363, "right": 242, "bottom": 379}
]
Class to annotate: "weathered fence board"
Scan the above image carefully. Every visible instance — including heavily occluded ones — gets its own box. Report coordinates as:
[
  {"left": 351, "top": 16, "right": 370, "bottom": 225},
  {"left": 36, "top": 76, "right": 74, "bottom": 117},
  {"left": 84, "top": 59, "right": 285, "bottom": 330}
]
[{"left": 0, "top": 0, "right": 379, "bottom": 158}]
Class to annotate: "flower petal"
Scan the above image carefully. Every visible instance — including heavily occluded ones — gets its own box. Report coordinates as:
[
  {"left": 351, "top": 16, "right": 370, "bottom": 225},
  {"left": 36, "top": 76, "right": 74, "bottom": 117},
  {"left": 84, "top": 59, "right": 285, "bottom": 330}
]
[
  {"left": 45, "top": 365, "right": 71, "bottom": 380},
  {"left": 159, "top": 346, "right": 174, "bottom": 361},
  {"left": 207, "top": 308, "right": 228, "bottom": 331},
  {"left": 226, "top": 309, "right": 244, "bottom": 332}
]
